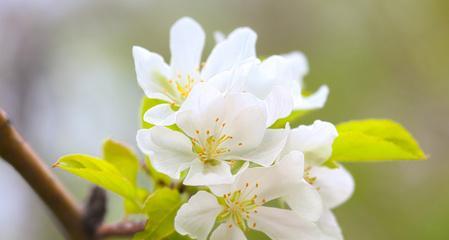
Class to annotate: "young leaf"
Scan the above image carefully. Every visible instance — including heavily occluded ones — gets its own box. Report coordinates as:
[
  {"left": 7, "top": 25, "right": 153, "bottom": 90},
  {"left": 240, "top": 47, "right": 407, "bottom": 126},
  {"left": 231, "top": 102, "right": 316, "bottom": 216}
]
[
  {"left": 329, "top": 119, "right": 427, "bottom": 163},
  {"left": 144, "top": 157, "right": 172, "bottom": 189},
  {"left": 270, "top": 110, "right": 309, "bottom": 128},
  {"left": 133, "top": 188, "right": 184, "bottom": 240},
  {"left": 55, "top": 154, "right": 137, "bottom": 200},
  {"left": 103, "top": 139, "right": 139, "bottom": 184},
  {"left": 124, "top": 188, "right": 149, "bottom": 214},
  {"left": 140, "top": 97, "right": 167, "bottom": 129}
]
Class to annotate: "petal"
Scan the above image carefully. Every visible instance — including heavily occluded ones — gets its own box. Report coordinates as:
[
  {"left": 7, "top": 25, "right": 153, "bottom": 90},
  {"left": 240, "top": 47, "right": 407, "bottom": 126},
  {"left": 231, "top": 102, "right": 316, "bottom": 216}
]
[
  {"left": 214, "top": 31, "right": 226, "bottom": 43},
  {"left": 132, "top": 46, "right": 173, "bottom": 101},
  {"left": 251, "top": 206, "right": 321, "bottom": 240},
  {"left": 294, "top": 85, "right": 329, "bottom": 110},
  {"left": 237, "top": 128, "right": 289, "bottom": 167},
  {"left": 183, "top": 160, "right": 234, "bottom": 186},
  {"left": 284, "top": 120, "right": 338, "bottom": 165},
  {"left": 136, "top": 127, "right": 195, "bottom": 179},
  {"left": 208, "top": 58, "right": 259, "bottom": 94},
  {"left": 282, "top": 51, "right": 309, "bottom": 80},
  {"left": 284, "top": 182, "right": 323, "bottom": 221},
  {"left": 143, "top": 103, "right": 177, "bottom": 126},
  {"left": 170, "top": 17, "right": 205, "bottom": 76},
  {"left": 226, "top": 151, "right": 305, "bottom": 203},
  {"left": 318, "top": 210, "right": 343, "bottom": 240},
  {"left": 210, "top": 223, "right": 247, "bottom": 240},
  {"left": 175, "top": 191, "right": 222, "bottom": 240},
  {"left": 311, "top": 164, "right": 354, "bottom": 209},
  {"left": 202, "top": 27, "right": 257, "bottom": 79},
  {"left": 265, "top": 86, "right": 294, "bottom": 127}
]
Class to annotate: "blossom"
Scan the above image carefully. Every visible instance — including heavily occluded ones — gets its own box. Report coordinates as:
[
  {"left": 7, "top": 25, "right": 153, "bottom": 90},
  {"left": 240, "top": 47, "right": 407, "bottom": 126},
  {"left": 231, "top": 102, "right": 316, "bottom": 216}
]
[
  {"left": 133, "top": 17, "right": 257, "bottom": 126},
  {"left": 214, "top": 31, "right": 329, "bottom": 114},
  {"left": 280, "top": 120, "right": 354, "bottom": 239},
  {"left": 174, "top": 151, "right": 322, "bottom": 240},
  {"left": 136, "top": 84, "right": 288, "bottom": 186}
]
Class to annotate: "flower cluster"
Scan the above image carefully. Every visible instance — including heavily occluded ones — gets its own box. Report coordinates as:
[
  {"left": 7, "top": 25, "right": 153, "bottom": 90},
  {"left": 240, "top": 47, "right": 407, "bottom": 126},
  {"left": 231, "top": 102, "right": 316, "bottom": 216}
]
[{"left": 135, "top": 17, "right": 354, "bottom": 240}]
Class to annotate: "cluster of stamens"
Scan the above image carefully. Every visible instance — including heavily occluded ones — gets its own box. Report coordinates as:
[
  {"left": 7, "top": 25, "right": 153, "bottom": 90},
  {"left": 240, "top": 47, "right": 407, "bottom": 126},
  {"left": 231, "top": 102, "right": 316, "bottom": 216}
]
[
  {"left": 218, "top": 182, "right": 266, "bottom": 231},
  {"left": 304, "top": 166, "right": 317, "bottom": 185},
  {"left": 191, "top": 118, "right": 243, "bottom": 164}
]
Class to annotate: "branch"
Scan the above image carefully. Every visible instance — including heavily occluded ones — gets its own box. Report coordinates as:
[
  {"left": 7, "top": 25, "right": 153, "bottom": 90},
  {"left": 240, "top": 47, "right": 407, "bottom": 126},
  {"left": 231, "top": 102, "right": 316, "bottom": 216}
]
[
  {"left": 96, "top": 221, "right": 146, "bottom": 238},
  {"left": 0, "top": 110, "right": 87, "bottom": 239}
]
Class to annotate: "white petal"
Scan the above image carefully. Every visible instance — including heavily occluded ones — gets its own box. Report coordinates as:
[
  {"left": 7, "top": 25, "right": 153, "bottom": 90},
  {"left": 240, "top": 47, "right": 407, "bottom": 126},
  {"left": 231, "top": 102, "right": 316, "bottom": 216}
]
[
  {"left": 175, "top": 191, "right": 222, "bottom": 240},
  {"left": 285, "top": 120, "right": 338, "bottom": 165},
  {"left": 202, "top": 27, "right": 257, "bottom": 79},
  {"left": 226, "top": 151, "right": 305, "bottom": 203},
  {"left": 294, "top": 85, "right": 329, "bottom": 110},
  {"left": 214, "top": 31, "right": 226, "bottom": 43},
  {"left": 170, "top": 17, "right": 205, "bottom": 76},
  {"left": 318, "top": 210, "right": 343, "bottom": 240},
  {"left": 251, "top": 206, "right": 321, "bottom": 240},
  {"left": 282, "top": 51, "right": 309, "bottom": 80},
  {"left": 143, "top": 103, "right": 177, "bottom": 126},
  {"left": 132, "top": 46, "right": 173, "bottom": 101},
  {"left": 265, "top": 86, "right": 294, "bottom": 127},
  {"left": 311, "top": 164, "right": 354, "bottom": 209},
  {"left": 136, "top": 127, "right": 195, "bottom": 179},
  {"left": 237, "top": 128, "right": 289, "bottom": 167},
  {"left": 183, "top": 160, "right": 234, "bottom": 186},
  {"left": 284, "top": 182, "right": 323, "bottom": 222},
  {"left": 208, "top": 58, "right": 259, "bottom": 94},
  {"left": 210, "top": 223, "right": 247, "bottom": 240}
]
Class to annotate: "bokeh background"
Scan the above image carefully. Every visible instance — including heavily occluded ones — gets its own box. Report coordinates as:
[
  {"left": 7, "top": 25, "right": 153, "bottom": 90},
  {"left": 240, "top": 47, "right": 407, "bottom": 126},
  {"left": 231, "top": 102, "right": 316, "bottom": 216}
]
[{"left": 1, "top": 0, "right": 448, "bottom": 239}]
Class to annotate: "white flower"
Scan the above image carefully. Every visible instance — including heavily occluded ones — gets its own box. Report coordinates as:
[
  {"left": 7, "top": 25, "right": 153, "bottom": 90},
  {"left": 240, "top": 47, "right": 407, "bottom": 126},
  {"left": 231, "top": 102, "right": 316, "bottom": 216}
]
[
  {"left": 280, "top": 120, "right": 354, "bottom": 239},
  {"left": 133, "top": 17, "right": 257, "bottom": 126},
  {"left": 214, "top": 31, "right": 329, "bottom": 113},
  {"left": 208, "top": 56, "right": 295, "bottom": 127},
  {"left": 136, "top": 84, "right": 289, "bottom": 186},
  {"left": 174, "top": 151, "right": 322, "bottom": 240}
]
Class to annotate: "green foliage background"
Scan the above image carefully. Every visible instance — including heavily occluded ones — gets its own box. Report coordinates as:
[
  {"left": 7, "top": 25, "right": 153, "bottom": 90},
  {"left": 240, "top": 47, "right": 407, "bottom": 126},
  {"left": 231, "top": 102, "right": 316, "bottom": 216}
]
[{"left": 0, "top": 0, "right": 448, "bottom": 239}]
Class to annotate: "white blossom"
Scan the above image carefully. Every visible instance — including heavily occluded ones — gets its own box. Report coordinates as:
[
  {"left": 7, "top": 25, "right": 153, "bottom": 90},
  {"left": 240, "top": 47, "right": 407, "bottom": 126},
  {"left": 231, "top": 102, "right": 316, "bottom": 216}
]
[
  {"left": 133, "top": 17, "right": 257, "bottom": 126},
  {"left": 174, "top": 151, "right": 322, "bottom": 240},
  {"left": 137, "top": 84, "right": 288, "bottom": 186}
]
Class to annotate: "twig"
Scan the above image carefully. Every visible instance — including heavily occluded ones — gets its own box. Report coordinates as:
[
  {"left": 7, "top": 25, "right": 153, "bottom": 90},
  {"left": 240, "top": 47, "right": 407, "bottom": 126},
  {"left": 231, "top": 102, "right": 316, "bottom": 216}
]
[
  {"left": 0, "top": 109, "right": 87, "bottom": 239},
  {"left": 96, "top": 221, "right": 146, "bottom": 238}
]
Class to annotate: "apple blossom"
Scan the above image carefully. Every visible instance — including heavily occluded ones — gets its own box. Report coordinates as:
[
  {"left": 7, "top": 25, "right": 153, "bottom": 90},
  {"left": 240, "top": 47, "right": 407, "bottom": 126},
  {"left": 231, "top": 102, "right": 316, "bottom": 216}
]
[
  {"left": 133, "top": 17, "right": 257, "bottom": 126},
  {"left": 174, "top": 151, "right": 322, "bottom": 240},
  {"left": 137, "top": 84, "right": 289, "bottom": 186}
]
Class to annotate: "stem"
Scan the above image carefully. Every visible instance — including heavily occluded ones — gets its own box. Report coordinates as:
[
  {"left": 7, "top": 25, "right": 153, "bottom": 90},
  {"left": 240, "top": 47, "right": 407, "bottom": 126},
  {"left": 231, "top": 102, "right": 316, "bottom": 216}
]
[
  {"left": 96, "top": 221, "right": 146, "bottom": 238},
  {"left": 0, "top": 110, "right": 87, "bottom": 239}
]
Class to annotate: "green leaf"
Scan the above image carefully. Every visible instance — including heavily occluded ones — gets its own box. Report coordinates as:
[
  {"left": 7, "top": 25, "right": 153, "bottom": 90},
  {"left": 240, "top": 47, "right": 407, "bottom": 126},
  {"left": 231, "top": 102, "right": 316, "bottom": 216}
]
[
  {"left": 124, "top": 187, "right": 149, "bottom": 214},
  {"left": 329, "top": 119, "right": 427, "bottom": 163},
  {"left": 139, "top": 97, "right": 167, "bottom": 129},
  {"left": 145, "top": 157, "right": 172, "bottom": 189},
  {"left": 55, "top": 154, "right": 137, "bottom": 200},
  {"left": 103, "top": 139, "right": 139, "bottom": 184},
  {"left": 133, "top": 188, "right": 184, "bottom": 240},
  {"left": 270, "top": 110, "right": 309, "bottom": 128}
]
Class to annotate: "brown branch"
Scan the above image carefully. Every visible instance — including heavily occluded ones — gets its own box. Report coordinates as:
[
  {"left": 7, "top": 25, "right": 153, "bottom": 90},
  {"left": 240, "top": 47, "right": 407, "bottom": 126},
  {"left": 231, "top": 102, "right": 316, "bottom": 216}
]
[
  {"left": 96, "top": 221, "right": 146, "bottom": 238},
  {"left": 0, "top": 110, "right": 87, "bottom": 239}
]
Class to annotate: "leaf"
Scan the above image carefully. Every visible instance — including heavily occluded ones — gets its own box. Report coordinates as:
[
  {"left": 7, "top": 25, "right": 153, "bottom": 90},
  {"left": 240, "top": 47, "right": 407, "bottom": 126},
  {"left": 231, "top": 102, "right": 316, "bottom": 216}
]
[
  {"left": 124, "top": 188, "right": 149, "bottom": 214},
  {"left": 133, "top": 188, "right": 184, "bottom": 240},
  {"left": 103, "top": 139, "right": 139, "bottom": 184},
  {"left": 140, "top": 97, "right": 167, "bottom": 129},
  {"left": 55, "top": 154, "right": 137, "bottom": 200},
  {"left": 270, "top": 110, "right": 309, "bottom": 128},
  {"left": 144, "top": 157, "right": 172, "bottom": 189},
  {"left": 329, "top": 119, "right": 427, "bottom": 163}
]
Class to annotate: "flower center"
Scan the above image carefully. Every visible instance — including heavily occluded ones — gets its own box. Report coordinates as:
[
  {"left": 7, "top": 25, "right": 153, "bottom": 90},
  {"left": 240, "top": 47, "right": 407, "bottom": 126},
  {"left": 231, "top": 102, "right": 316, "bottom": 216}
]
[
  {"left": 217, "top": 182, "right": 266, "bottom": 231},
  {"left": 191, "top": 118, "right": 240, "bottom": 164}
]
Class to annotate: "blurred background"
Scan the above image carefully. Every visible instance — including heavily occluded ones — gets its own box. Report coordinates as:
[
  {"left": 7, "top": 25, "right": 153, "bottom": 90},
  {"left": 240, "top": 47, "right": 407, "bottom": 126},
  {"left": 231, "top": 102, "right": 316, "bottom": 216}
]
[{"left": 1, "top": 0, "right": 448, "bottom": 239}]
